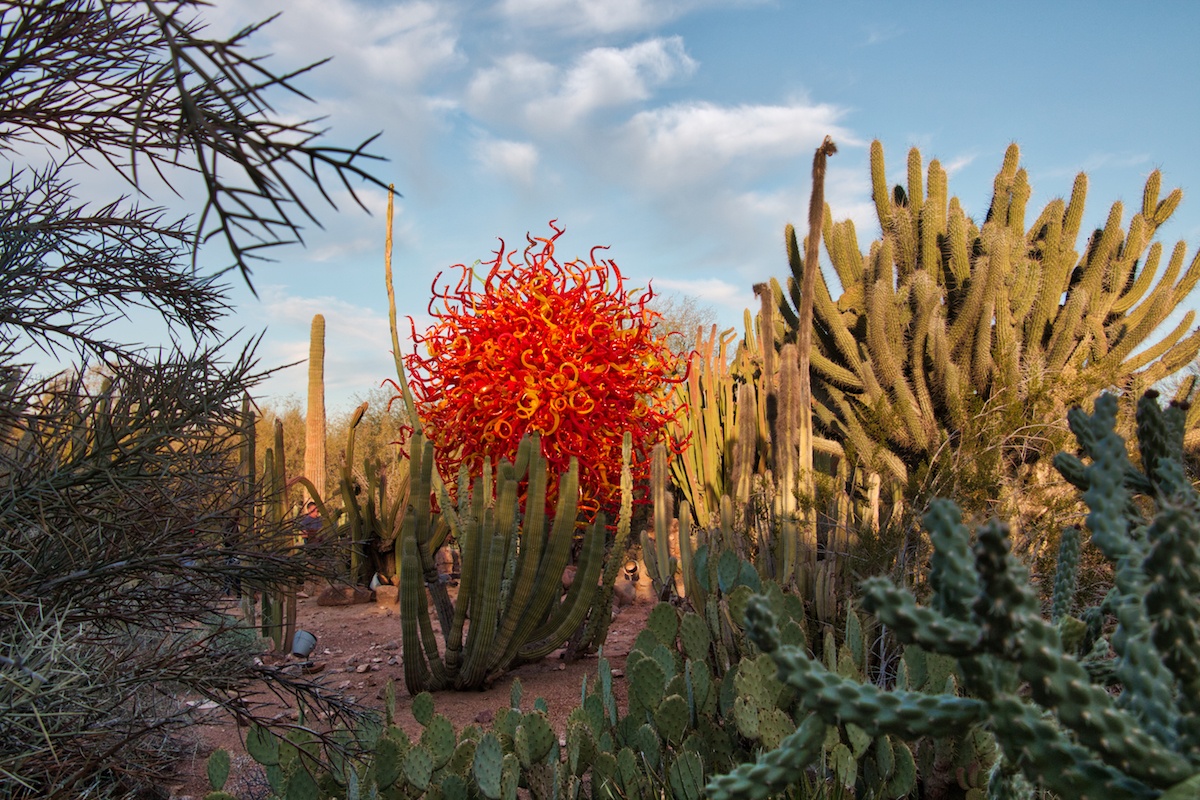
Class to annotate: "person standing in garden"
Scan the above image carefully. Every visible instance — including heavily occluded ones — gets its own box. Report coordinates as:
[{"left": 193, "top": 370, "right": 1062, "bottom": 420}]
[{"left": 297, "top": 501, "right": 323, "bottom": 545}]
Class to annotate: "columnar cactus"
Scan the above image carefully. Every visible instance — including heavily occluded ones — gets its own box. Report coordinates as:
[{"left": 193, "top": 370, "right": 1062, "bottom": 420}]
[
  {"left": 778, "top": 142, "right": 1200, "bottom": 516},
  {"left": 398, "top": 431, "right": 622, "bottom": 692},
  {"left": 642, "top": 442, "right": 678, "bottom": 599},
  {"left": 305, "top": 313, "right": 326, "bottom": 503},
  {"left": 668, "top": 324, "right": 742, "bottom": 528},
  {"left": 710, "top": 392, "right": 1200, "bottom": 800},
  {"left": 258, "top": 419, "right": 297, "bottom": 651}
]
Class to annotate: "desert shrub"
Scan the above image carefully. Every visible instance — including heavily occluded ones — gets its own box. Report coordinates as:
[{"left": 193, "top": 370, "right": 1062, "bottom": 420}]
[{"left": 0, "top": 1, "right": 384, "bottom": 795}]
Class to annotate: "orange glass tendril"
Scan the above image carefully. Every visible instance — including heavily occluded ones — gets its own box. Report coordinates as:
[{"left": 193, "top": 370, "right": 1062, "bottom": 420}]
[{"left": 396, "top": 221, "right": 688, "bottom": 520}]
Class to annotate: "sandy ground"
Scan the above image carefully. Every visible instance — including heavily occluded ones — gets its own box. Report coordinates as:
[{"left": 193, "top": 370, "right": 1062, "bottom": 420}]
[{"left": 166, "top": 578, "right": 657, "bottom": 799}]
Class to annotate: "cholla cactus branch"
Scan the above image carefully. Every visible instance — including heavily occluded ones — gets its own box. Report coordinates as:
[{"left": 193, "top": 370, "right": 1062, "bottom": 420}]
[{"left": 711, "top": 392, "right": 1200, "bottom": 800}]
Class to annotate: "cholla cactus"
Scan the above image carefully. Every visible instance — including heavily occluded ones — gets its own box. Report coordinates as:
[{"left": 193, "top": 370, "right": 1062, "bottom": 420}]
[{"left": 710, "top": 392, "right": 1200, "bottom": 800}]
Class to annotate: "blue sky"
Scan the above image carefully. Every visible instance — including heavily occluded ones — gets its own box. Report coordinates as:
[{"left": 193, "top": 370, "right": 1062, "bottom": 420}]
[{"left": 187, "top": 0, "right": 1200, "bottom": 412}]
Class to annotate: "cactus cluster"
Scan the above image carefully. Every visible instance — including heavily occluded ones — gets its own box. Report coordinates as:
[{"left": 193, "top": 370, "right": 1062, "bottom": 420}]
[
  {"left": 572, "top": 594, "right": 930, "bottom": 800},
  {"left": 203, "top": 680, "right": 579, "bottom": 800},
  {"left": 396, "top": 430, "right": 629, "bottom": 692},
  {"left": 712, "top": 392, "right": 1200, "bottom": 800},
  {"left": 780, "top": 142, "right": 1200, "bottom": 510}
]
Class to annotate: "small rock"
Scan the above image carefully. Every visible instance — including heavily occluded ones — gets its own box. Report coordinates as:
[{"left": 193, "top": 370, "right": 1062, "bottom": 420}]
[
  {"left": 316, "top": 584, "right": 376, "bottom": 606},
  {"left": 475, "top": 709, "right": 495, "bottom": 724},
  {"left": 611, "top": 669, "right": 624, "bottom": 678},
  {"left": 381, "top": 641, "right": 400, "bottom": 651},
  {"left": 612, "top": 578, "right": 636, "bottom": 608},
  {"left": 355, "top": 663, "right": 370, "bottom": 674}
]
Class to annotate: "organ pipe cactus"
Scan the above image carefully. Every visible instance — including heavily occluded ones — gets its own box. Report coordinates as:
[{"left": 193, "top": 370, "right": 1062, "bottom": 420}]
[
  {"left": 668, "top": 324, "right": 741, "bottom": 528},
  {"left": 777, "top": 141, "right": 1200, "bottom": 507},
  {"left": 668, "top": 140, "right": 846, "bottom": 589},
  {"left": 398, "top": 431, "right": 621, "bottom": 692},
  {"left": 710, "top": 391, "right": 1200, "bottom": 800}
]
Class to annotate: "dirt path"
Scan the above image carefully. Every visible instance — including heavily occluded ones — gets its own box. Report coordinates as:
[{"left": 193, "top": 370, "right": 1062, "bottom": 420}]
[{"left": 167, "top": 584, "right": 655, "bottom": 799}]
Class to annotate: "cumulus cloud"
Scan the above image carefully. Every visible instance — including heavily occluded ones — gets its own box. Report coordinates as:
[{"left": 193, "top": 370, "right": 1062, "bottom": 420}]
[
  {"left": 466, "top": 37, "right": 696, "bottom": 131},
  {"left": 616, "top": 100, "right": 858, "bottom": 189},
  {"left": 207, "top": 0, "right": 462, "bottom": 90},
  {"left": 473, "top": 136, "right": 541, "bottom": 185},
  {"left": 205, "top": 0, "right": 465, "bottom": 192}
]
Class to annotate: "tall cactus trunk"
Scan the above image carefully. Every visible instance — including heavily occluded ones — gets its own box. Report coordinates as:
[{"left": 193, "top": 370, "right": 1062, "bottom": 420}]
[
  {"left": 793, "top": 136, "right": 837, "bottom": 588},
  {"left": 238, "top": 394, "right": 257, "bottom": 626},
  {"left": 305, "top": 314, "right": 327, "bottom": 503},
  {"left": 260, "top": 420, "right": 297, "bottom": 652},
  {"left": 276, "top": 419, "right": 297, "bottom": 650}
]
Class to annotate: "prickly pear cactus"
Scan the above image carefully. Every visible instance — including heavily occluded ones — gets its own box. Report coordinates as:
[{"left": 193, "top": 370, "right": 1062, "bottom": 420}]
[
  {"left": 710, "top": 392, "right": 1200, "bottom": 800},
  {"left": 207, "top": 679, "right": 579, "bottom": 800}
]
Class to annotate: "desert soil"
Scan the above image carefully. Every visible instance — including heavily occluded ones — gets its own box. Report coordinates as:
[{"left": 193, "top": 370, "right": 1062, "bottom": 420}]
[{"left": 166, "top": 578, "right": 657, "bottom": 799}]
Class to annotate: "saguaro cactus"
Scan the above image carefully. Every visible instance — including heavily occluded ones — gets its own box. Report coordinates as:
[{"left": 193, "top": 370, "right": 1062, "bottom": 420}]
[{"left": 305, "top": 313, "right": 326, "bottom": 503}]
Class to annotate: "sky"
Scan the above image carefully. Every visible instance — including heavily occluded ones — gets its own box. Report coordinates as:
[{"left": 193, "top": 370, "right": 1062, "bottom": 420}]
[{"left": 140, "top": 1, "right": 1200, "bottom": 412}]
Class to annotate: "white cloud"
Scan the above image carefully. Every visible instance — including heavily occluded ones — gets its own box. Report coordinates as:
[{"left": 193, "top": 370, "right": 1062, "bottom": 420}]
[
  {"left": 529, "top": 39, "right": 697, "bottom": 126},
  {"left": 466, "top": 38, "right": 696, "bottom": 130},
  {"left": 940, "top": 153, "right": 977, "bottom": 177},
  {"left": 473, "top": 137, "right": 541, "bottom": 185},
  {"left": 497, "top": 0, "right": 765, "bottom": 36},
  {"left": 653, "top": 276, "right": 753, "bottom": 312},
  {"left": 617, "top": 100, "right": 858, "bottom": 189},
  {"left": 862, "top": 25, "right": 903, "bottom": 47},
  {"left": 205, "top": 0, "right": 465, "bottom": 193},
  {"left": 207, "top": 0, "right": 462, "bottom": 90}
]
